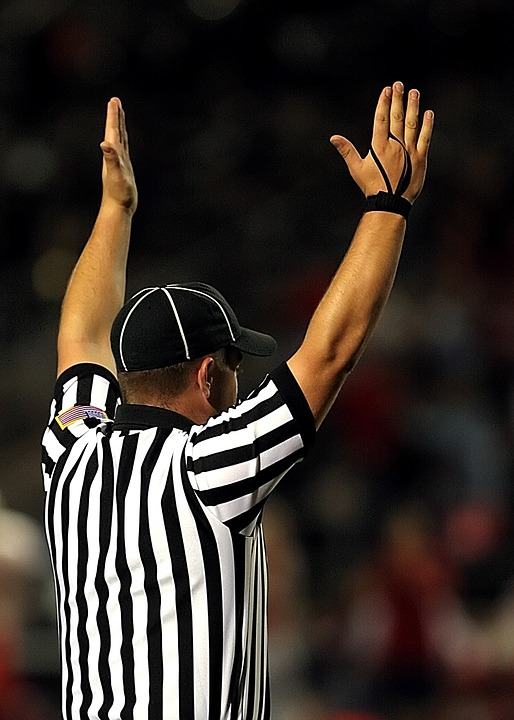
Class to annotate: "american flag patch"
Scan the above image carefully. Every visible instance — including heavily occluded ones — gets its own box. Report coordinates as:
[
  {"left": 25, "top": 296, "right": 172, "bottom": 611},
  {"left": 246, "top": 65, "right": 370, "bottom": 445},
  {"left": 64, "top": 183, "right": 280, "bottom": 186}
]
[{"left": 56, "top": 405, "right": 109, "bottom": 429}]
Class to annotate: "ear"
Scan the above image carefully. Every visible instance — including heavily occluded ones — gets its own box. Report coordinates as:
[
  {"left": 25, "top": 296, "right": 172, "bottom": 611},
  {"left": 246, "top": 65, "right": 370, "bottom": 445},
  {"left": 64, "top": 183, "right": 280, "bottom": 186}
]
[{"left": 197, "top": 356, "right": 214, "bottom": 399}]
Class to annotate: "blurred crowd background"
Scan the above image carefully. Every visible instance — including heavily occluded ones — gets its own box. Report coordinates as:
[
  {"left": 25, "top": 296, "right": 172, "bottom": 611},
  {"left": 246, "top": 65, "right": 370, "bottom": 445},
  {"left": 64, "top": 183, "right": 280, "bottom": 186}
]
[{"left": 1, "top": 0, "right": 514, "bottom": 718}]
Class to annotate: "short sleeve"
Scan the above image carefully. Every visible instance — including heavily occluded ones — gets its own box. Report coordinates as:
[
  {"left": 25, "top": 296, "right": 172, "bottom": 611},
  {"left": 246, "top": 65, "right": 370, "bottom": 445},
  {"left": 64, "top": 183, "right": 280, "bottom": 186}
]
[
  {"left": 41, "top": 363, "right": 121, "bottom": 491},
  {"left": 186, "top": 362, "right": 316, "bottom": 533}
]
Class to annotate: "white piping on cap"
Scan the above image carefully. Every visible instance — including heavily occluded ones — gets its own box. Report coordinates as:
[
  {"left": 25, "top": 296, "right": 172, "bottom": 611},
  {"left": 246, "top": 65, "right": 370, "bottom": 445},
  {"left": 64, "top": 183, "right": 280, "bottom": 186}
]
[
  {"left": 118, "top": 287, "right": 159, "bottom": 370},
  {"left": 167, "top": 285, "right": 236, "bottom": 343},
  {"left": 162, "top": 287, "right": 190, "bottom": 360}
]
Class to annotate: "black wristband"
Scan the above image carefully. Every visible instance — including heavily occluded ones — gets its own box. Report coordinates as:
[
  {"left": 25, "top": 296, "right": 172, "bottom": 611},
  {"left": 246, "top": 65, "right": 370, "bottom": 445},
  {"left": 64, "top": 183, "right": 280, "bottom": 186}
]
[{"left": 364, "top": 191, "right": 412, "bottom": 219}]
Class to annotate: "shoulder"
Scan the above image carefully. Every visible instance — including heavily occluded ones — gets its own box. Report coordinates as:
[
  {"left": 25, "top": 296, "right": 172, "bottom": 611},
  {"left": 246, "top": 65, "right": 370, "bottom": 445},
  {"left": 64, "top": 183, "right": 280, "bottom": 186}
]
[
  {"left": 192, "top": 362, "right": 316, "bottom": 450},
  {"left": 43, "top": 363, "right": 121, "bottom": 452}
]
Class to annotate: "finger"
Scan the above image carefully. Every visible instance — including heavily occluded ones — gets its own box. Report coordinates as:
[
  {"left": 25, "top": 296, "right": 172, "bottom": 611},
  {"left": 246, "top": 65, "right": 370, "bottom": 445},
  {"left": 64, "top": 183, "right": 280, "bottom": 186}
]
[
  {"left": 404, "top": 88, "right": 420, "bottom": 150},
  {"left": 330, "top": 135, "right": 364, "bottom": 178},
  {"left": 389, "top": 81, "right": 405, "bottom": 141},
  {"left": 371, "top": 85, "right": 392, "bottom": 148},
  {"left": 118, "top": 101, "right": 129, "bottom": 150},
  {"left": 103, "top": 97, "right": 122, "bottom": 146},
  {"left": 416, "top": 109, "right": 435, "bottom": 157}
]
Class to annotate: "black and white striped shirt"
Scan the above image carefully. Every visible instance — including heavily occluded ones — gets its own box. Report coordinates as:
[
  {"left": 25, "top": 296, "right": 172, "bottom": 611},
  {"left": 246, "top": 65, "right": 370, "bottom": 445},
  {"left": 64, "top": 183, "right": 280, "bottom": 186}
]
[{"left": 42, "top": 361, "right": 315, "bottom": 720}]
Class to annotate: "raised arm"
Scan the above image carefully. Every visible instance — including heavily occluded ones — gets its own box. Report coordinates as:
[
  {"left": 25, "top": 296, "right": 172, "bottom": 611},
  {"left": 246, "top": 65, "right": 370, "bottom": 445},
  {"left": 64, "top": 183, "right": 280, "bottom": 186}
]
[
  {"left": 287, "top": 81, "right": 434, "bottom": 428},
  {"left": 56, "top": 97, "right": 138, "bottom": 377}
]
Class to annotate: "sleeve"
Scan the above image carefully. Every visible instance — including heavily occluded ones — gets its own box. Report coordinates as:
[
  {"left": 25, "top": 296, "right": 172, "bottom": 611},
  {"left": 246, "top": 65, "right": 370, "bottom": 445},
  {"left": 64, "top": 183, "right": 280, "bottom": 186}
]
[
  {"left": 185, "top": 362, "right": 316, "bottom": 532},
  {"left": 41, "top": 363, "right": 121, "bottom": 491}
]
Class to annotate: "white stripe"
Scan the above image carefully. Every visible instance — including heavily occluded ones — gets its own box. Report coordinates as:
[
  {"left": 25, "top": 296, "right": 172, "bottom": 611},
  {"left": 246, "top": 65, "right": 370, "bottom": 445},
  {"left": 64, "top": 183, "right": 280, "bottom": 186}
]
[
  {"left": 118, "top": 288, "right": 159, "bottom": 371},
  {"left": 241, "top": 534, "right": 257, "bottom": 716},
  {"left": 147, "top": 434, "right": 183, "bottom": 717},
  {"left": 206, "top": 504, "right": 237, "bottom": 717},
  {"left": 61, "top": 375, "right": 79, "bottom": 405},
  {"left": 162, "top": 287, "right": 190, "bottom": 360},
  {"left": 168, "top": 285, "right": 237, "bottom": 343},
  {"left": 125, "top": 440, "right": 150, "bottom": 719},
  {"left": 47, "top": 397, "right": 57, "bottom": 426},
  {"left": 67, "top": 446, "right": 96, "bottom": 719},
  {"left": 91, "top": 373, "right": 113, "bottom": 411},
  {"left": 49, "top": 435, "right": 93, "bottom": 712},
  {"left": 42, "top": 364, "right": 306, "bottom": 719},
  {"left": 46, "top": 454, "right": 67, "bottom": 713},
  {"left": 106, "top": 435, "right": 124, "bottom": 720},
  {"left": 253, "top": 529, "right": 266, "bottom": 720},
  {"left": 174, "top": 452, "right": 212, "bottom": 716},
  {"left": 196, "top": 432, "right": 302, "bottom": 484},
  {"left": 84, "top": 457, "right": 104, "bottom": 719},
  {"left": 193, "top": 404, "right": 295, "bottom": 464},
  {"left": 43, "top": 427, "right": 66, "bottom": 466},
  {"left": 198, "top": 377, "right": 277, "bottom": 429}
]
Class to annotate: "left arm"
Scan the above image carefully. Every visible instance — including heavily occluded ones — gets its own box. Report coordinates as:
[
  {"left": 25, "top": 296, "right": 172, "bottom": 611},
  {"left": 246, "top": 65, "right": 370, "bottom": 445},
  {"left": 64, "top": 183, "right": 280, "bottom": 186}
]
[
  {"left": 56, "top": 97, "right": 138, "bottom": 377},
  {"left": 287, "top": 83, "right": 434, "bottom": 428}
]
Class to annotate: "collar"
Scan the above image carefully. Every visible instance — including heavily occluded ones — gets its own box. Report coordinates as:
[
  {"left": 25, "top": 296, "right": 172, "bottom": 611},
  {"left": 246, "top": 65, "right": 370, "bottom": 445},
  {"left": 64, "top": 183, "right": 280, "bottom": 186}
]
[{"left": 113, "top": 403, "right": 195, "bottom": 432}]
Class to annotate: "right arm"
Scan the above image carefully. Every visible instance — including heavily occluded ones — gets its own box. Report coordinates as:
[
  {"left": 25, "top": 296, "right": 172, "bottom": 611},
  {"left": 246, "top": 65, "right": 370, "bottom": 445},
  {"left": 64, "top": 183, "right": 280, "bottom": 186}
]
[
  {"left": 287, "top": 81, "right": 434, "bottom": 428},
  {"left": 56, "top": 98, "right": 137, "bottom": 378}
]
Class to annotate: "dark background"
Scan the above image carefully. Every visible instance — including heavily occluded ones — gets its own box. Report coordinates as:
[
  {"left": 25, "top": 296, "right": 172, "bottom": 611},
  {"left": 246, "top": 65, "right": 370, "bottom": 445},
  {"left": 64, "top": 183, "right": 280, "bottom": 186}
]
[{"left": 1, "top": 1, "right": 514, "bottom": 718}]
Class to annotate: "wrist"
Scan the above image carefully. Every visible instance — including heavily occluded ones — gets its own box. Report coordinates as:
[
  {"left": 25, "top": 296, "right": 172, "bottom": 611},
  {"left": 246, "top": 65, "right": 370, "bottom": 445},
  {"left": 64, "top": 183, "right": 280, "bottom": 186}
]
[
  {"left": 100, "top": 197, "right": 137, "bottom": 219},
  {"left": 364, "top": 192, "right": 412, "bottom": 219}
]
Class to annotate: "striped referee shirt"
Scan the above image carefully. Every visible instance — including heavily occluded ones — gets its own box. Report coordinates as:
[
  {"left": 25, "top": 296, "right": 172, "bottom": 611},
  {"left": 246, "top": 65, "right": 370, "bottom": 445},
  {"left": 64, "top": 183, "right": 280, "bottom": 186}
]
[{"left": 41, "top": 361, "right": 315, "bottom": 720}]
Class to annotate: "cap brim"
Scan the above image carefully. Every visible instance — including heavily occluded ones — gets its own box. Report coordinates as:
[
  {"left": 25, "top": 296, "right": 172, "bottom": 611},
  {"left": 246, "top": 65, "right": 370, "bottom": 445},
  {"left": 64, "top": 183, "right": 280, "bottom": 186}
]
[{"left": 234, "top": 327, "right": 277, "bottom": 357}]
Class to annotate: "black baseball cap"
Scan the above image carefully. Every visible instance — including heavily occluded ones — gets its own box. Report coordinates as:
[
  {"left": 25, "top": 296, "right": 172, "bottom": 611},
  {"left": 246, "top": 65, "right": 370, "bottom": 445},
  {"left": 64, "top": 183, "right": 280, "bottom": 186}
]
[{"left": 111, "top": 282, "right": 277, "bottom": 372}]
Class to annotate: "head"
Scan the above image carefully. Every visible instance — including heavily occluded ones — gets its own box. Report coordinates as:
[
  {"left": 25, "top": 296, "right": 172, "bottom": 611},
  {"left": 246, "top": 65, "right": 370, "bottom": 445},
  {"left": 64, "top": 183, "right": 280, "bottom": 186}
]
[
  {"left": 118, "top": 346, "right": 243, "bottom": 422},
  {"left": 111, "top": 283, "right": 275, "bottom": 422}
]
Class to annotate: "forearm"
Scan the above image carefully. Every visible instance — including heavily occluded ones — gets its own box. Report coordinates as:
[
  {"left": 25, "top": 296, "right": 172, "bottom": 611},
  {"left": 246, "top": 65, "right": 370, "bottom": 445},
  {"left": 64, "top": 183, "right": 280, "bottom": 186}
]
[
  {"left": 309, "top": 211, "right": 404, "bottom": 365},
  {"left": 288, "top": 211, "right": 405, "bottom": 425},
  {"left": 57, "top": 201, "right": 134, "bottom": 375}
]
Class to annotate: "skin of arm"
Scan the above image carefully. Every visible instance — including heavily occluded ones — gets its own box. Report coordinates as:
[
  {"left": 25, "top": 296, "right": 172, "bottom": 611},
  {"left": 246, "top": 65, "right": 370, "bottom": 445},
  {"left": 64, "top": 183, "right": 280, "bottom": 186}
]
[
  {"left": 56, "top": 97, "right": 138, "bottom": 378},
  {"left": 287, "top": 81, "right": 434, "bottom": 428}
]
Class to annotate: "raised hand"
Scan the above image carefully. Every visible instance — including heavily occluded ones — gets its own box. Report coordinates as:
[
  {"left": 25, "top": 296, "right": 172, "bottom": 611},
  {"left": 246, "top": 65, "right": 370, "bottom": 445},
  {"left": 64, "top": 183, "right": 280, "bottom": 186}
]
[
  {"left": 100, "top": 97, "right": 138, "bottom": 213},
  {"left": 330, "top": 81, "right": 434, "bottom": 204}
]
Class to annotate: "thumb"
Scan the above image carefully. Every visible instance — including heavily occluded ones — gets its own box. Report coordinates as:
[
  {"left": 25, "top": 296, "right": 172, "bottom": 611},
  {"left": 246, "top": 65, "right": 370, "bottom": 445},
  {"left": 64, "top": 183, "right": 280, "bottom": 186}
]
[
  {"left": 100, "top": 141, "right": 118, "bottom": 161},
  {"left": 330, "top": 135, "right": 358, "bottom": 164}
]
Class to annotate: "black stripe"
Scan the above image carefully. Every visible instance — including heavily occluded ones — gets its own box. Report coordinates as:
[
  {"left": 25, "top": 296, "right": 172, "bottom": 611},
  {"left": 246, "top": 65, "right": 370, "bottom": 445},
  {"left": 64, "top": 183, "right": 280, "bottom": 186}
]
[
  {"left": 105, "top": 382, "right": 121, "bottom": 419},
  {"left": 229, "top": 532, "right": 248, "bottom": 719},
  {"left": 225, "top": 501, "right": 265, "bottom": 535},
  {"left": 162, "top": 463, "right": 194, "bottom": 720},
  {"left": 192, "top": 418, "right": 299, "bottom": 476},
  {"left": 245, "top": 538, "right": 259, "bottom": 720},
  {"left": 245, "top": 374, "right": 273, "bottom": 401},
  {"left": 388, "top": 132, "right": 412, "bottom": 196},
  {"left": 197, "top": 447, "right": 304, "bottom": 508},
  {"left": 60, "top": 456, "right": 85, "bottom": 720},
  {"left": 44, "top": 451, "right": 71, "bottom": 660},
  {"left": 180, "top": 455, "right": 224, "bottom": 720},
  {"left": 256, "top": 529, "right": 270, "bottom": 720},
  {"left": 50, "top": 419, "right": 80, "bottom": 452},
  {"left": 76, "top": 373, "right": 94, "bottom": 405},
  {"left": 77, "top": 451, "right": 99, "bottom": 719},
  {"left": 117, "top": 435, "right": 138, "bottom": 719},
  {"left": 55, "top": 363, "right": 119, "bottom": 398},
  {"left": 194, "top": 392, "right": 283, "bottom": 443},
  {"left": 96, "top": 438, "right": 115, "bottom": 719},
  {"left": 140, "top": 431, "right": 169, "bottom": 720},
  {"left": 269, "top": 363, "right": 316, "bottom": 452},
  {"left": 370, "top": 145, "right": 393, "bottom": 194},
  {"left": 42, "top": 445, "right": 55, "bottom": 476}
]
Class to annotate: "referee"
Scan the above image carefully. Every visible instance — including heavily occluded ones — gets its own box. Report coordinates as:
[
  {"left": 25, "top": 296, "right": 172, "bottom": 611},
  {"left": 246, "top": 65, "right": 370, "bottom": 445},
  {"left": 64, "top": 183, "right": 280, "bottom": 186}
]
[{"left": 42, "top": 82, "right": 433, "bottom": 720}]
